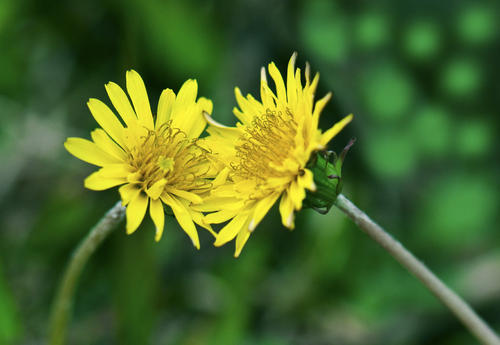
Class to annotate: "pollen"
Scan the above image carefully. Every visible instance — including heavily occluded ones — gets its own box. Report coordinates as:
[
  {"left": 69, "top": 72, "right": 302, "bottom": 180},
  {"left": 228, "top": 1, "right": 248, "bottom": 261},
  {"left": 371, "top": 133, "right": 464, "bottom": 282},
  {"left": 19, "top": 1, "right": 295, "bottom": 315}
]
[
  {"left": 158, "top": 156, "right": 175, "bottom": 172},
  {"left": 233, "top": 108, "right": 298, "bottom": 181},
  {"left": 125, "top": 122, "right": 211, "bottom": 194}
]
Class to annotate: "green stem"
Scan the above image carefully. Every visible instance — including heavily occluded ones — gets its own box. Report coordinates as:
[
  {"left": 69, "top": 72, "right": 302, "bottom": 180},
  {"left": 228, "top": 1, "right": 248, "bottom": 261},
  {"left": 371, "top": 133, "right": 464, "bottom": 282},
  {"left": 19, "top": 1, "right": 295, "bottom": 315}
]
[
  {"left": 48, "top": 201, "right": 126, "bottom": 345},
  {"left": 334, "top": 194, "right": 500, "bottom": 345}
]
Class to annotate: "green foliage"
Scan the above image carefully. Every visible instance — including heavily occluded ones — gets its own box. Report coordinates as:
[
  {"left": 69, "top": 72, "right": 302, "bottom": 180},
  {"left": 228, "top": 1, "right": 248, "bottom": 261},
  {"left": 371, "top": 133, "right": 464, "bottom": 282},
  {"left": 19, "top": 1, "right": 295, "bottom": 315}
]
[{"left": 1, "top": 0, "right": 499, "bottom": 344}]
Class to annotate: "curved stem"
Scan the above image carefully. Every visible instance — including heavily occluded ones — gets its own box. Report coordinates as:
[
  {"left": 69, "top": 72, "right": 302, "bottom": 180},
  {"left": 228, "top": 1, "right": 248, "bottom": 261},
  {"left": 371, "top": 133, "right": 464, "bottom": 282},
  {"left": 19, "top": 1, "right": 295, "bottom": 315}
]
[
  {"left": 334, "top": 194, "right": 500, "bottom": 345},
  {"left": 48, "top": 201, "right": 126, "bottom": 345}
]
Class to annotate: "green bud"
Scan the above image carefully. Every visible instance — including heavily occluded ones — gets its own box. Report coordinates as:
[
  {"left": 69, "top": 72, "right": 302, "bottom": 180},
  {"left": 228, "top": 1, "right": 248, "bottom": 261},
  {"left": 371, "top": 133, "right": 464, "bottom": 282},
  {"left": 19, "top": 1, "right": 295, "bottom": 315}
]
[{"left": 304, "top": 139, "right": 355, "bottom": 214}]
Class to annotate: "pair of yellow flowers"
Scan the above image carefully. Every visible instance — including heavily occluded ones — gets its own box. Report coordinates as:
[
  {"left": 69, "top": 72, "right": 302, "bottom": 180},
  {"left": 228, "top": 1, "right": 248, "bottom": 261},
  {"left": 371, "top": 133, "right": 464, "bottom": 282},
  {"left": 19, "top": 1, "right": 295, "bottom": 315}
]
[{"left": 65, "top": 53, "right": 353, "bottom": 257}]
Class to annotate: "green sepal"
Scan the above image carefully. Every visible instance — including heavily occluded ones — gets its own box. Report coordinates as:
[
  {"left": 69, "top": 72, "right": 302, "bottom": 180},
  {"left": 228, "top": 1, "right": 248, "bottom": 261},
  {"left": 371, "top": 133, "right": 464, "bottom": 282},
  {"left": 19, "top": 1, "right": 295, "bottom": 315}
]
[{"left": 303, "top": 139, "right": 355, "bottom": 214}]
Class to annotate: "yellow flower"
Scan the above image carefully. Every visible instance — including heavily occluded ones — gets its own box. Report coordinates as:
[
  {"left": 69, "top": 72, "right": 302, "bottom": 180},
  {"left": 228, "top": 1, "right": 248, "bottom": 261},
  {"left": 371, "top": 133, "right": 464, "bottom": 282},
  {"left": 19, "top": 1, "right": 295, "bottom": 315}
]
[
  {"left": 64, "top": 70, "right": 214, "bottom": 248},
  {"left": 201, "top": 53, "right": 353, "bottom": 257}
]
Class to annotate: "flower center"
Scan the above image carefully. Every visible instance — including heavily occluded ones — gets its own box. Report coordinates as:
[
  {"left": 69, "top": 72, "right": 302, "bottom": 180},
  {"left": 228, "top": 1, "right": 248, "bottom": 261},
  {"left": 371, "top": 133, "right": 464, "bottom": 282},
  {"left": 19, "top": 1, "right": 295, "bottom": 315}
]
[
  {"left": 125, "top": 122, "right": 210, "bottom": 193},
  {"left": 233, "top": 108, "right": 298, "bottom": 181}
]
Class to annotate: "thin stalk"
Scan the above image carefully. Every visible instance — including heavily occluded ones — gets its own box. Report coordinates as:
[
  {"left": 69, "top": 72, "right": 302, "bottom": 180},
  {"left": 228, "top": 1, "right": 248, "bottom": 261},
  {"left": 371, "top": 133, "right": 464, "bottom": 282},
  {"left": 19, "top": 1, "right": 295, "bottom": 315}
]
[
  {"left": 334, "top": 194, "right": 500, "bottom": 345},
  {"left": 48, "top": 201, "right": 126, "bottom": 345}
]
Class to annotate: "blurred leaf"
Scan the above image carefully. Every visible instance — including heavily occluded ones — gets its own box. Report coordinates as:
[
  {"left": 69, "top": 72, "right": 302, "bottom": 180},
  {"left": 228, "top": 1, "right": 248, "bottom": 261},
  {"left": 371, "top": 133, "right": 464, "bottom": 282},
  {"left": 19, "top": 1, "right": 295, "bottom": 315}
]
[
  {"left": 0, "top": 264, "right": 21, "bottom": 345},
  {"left": 124, "top": 0, "right": 223, "bottom": 81},
  {"left": 111, "top": 225, "right": 158, "bottom": 345}
]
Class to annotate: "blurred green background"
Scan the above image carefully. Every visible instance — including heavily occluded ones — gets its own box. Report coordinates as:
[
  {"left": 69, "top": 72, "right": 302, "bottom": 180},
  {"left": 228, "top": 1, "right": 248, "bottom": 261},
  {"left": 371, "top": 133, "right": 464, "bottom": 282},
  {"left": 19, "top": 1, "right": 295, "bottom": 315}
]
[{"left": 1, "top": 0, "right": 499, "bottom": 344}]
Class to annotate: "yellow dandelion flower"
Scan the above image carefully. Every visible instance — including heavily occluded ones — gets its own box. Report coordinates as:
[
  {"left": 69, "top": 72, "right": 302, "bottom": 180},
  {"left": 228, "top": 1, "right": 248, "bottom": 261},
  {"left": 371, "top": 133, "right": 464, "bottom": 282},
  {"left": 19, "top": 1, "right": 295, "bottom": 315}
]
[
  {"left": 201, "top": 53, "right": 353, "bottom": 257},
  {"left": 64, "top": 70, "right": 214, "bottom": 248}
]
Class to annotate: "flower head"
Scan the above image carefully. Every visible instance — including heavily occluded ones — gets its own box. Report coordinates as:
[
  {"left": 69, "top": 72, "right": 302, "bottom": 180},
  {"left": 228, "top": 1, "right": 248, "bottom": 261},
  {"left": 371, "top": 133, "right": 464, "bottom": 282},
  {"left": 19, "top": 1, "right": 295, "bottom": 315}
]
[
  {"left": 202, "top": 53, "right": 352, "bottom": 257},
  {"left": 64, "top": 70, "right": 214, "bottom": 248}
]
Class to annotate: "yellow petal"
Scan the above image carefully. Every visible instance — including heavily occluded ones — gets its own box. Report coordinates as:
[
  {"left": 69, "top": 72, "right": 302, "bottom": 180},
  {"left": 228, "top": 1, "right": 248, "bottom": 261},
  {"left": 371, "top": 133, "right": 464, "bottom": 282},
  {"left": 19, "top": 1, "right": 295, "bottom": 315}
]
[
  {"left": 150, "top": 198, "right": 165, "bottom": 241},
  {"left": 90, "top": 129, "right": 127, "bottom": 161},
  {"left": 190, "top": 197, "right": 244, "bottom": 212},
  {"left": 156, "top": 88, "right": 175, "bottom": 128},
  {"left": 279, "top": 192, "right": 295, "bottom": 229},
  {"left": 312, "top": 93, "right": 332, "bottom": 129},
  {"left": 320, "top": 114, "right": 353, "bottom": 146},
  {"left": 173, "top": 79, "right": 198, "bottom": 114},
  {"left": 214, "top": 213, "right": 249, "bottom": 247},
  {"left": 84, "top": 170, "right": 126, "bottom": 190},
  {"left": 64, "top": 137, "right": 121, "bottom": 166},
  {"left": 105, "top": 81, "right": 138, "bottom": 126},
  {"left": 248, "top": 193, "right": 280, "bottom": 231},
  {"left": 198, "top": 97, "right": 213, "bottom": 114},
  {"left": 126, "top": 70, "right": 154, "bottom": 130},
  {"left": 98, "top": 164, "right": 131, "bottom": 178},
  {"left": 212, "top": 167, "right": 230, "bottom": 188},
  {"left": 234, "top": 88, "right": 258, "bottom": 124},
  {"left": 268, "top": 61, "right": 287, "bottom": 103},
  {"left": 119, "top": 184, "right": 141, "bottom": 206},
  {"left": 146, "top": 179, "right": 167, "bottom": 200},
  {"left": 298, "top": 168, "right": 316, "bottom": 192},
  {"left": 189, "top": 209, "right": 216, "bottom": 236},
  {"left": 165, "top": 187, "right": 203, "bottom": 204},
  {"left": 87, "top": 98, "right": 126, "bottom": 148},
  {"left": 288, "top": 180, "right": 305, "bottom": 211},
  {"left": 234, "top": 229, "right": 251, "bottom": 258},
  {"left": 127, "top": 172, "right": 143, "bottom": 184},
  {"left": 162, "top": 194, "right": 200, "bottom": 249},
  {"left": 126, "top": 192, "right": 149, "bottom": 235},
  {"left": 286, "top": 52, "right": 298, "bottom": 106},
  {"left": 205, "top": 209, "right": 238, "bottom": 224},
  {"left": 185, "top": 98, "right": 211, "bottom": 139}
]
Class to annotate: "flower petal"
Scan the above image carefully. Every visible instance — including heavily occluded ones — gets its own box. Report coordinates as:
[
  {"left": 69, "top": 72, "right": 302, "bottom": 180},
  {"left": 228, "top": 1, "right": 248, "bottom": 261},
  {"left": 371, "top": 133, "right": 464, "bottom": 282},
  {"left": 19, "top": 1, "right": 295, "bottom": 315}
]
[
  {"left": 234, "top": 229, "right": 251, "bottom": 258},
  {"left": 279, "top": 192, "right": 295, "bottom": 229},
  {"left": 248, "top": 193, "right": 280, "bottom": 231},
  {"left": 156, "top": 88, "right": 175, "bottom": 128},
  {"left": 214, "top": 213, "right": 249, "bottom": 247},
  {"left": 165, "top": 187, "right": 203, "bottom": 204},
  {"left": 126, "top": 70, "right": 154, "bottom": 130},
  {"left": 162, "top": 194, "right": 200, "bottom": 249},
  {"left": 288, "top": 180, "right": 305, "bottom": 211},
  {"left": 87, "top": 98, "right": 126, "bottom": 148},
  {"left": 64, "top": 137, "right": 121, "bottom": 166},
  {"left": 84, "top": 170, "right": 126, "bottom": 190},
  {"left": 126, "top": 192, "right": 149, "bottom": 235},
  {"left": 150, "top": 198, "right": 165, "bottom": 241},
  {"left": 298, "top": 168, "right": 316, "bottom": 192},
  {"left": 268, "top": 62, "right": 287, "bottom": 103},
  {"left": 90, "top": 129, "right": 127, "bottom": 161},
  {"left": 146, "top": 179, "right": 167, "bottom": 200},
  {"left": 119, "top": 184, "right": 141, "bottom": 206},
  {"left": 105, "top": 81, "right": 138, "bottom": 126},
  {"left": 286, "top": 52, "right": 298, "bottom": 106},
  {"left": 320, "top": 114, "right": 354, "bottom": 146}
]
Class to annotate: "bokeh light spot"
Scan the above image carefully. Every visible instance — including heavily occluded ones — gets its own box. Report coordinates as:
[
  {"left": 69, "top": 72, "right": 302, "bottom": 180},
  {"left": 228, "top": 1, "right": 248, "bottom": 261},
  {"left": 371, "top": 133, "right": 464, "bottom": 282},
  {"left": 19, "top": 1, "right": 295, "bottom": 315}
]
[
  {"left": 457, "top": 4, "right": 497, "bottom": 44},
  {"left": 441, "top": 58, "right": 481, "bottom": 97},
  {"left": 300, "top": 1, "right": 349, "bottom": 63},
  {"left": 420, "top": 174, "right": 497, "bottom": 247},
  {"left": 355, "top": 12, "right": 390, "bottom": 50},
  {"left": 412, "top": 105, "right": 451, "bottom": 157},
  {"left": 457, "top": 119, "right": 492, "bottom": 157},
  {"left": 361, "top": 64, "right": 415, "bottom": 120},
  {"left": 364, "top": 129, "right": 417, "bottom": 179},
  {"left": 403, "top": 21, "right": 441, "bottom": 60}
]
